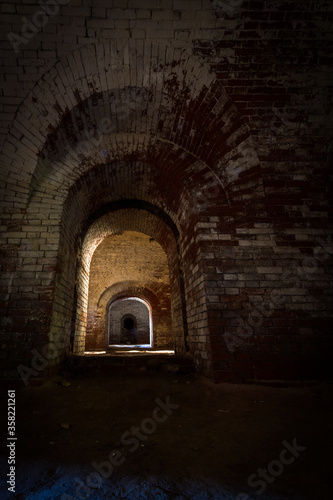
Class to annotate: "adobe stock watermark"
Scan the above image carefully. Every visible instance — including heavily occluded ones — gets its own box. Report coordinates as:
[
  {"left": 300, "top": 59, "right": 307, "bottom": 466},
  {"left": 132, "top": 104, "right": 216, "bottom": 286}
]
[
  {"left": 223, "top": 235, "right": 333, "bottom": 353},
  {"left": 7, "top": 0, "right": 70, "bottom": 54},
  {"left": 61, "top": 396, "right": 179, "bottom": 499},
  {"left": 213, "top": 0, "right": 244, "bottom": 18},
  {"left": 236, "top": 438, "right": 306, "bottom": 499},
  {"left": 17, "top": 334, "right": 68, "bottom": 385}
]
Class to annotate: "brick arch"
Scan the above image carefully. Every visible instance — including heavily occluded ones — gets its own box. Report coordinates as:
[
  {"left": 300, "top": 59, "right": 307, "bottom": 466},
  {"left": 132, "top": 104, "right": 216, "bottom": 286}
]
[
  {"left": 0, "top": 39, "right": 265, "bottom": 380},
  {"left": 99, "top": 283, "right": 164, "bottom": 310},
  {"left": 79, "top": 204, "right": 180, "bottom": 272},
  {"left": 1, "top": 39, "right": 263, "bottom": 211},
  {"left": 108, "top": 297, "right": 152, "bottom": 347},
  {"left": 59, "top": 160, "right": 231, "bottom": 255},
  {"left": 89, "top": 282, "right": 172, "bottom": 350},
  {"left": 70, "top": 205, "right": 186, "bottom": 356}
]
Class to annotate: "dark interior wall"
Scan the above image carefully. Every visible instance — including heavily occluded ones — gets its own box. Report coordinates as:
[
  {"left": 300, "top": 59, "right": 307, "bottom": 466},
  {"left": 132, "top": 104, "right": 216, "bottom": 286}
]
[{"left": 0, "top": 1, "right": 332, "bottom": 383}]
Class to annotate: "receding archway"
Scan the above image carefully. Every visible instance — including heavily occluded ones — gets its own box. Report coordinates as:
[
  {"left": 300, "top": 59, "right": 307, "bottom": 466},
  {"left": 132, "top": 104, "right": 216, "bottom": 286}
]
[
  {"left": 79, "top": 210, "right": 183, "bottom": 355},
  {"left": 122, "top": 315, "right": 136, "bottom": 332},
  {"left": 107, "top": 297, "right": 152, "bottom": 348},
  {"left": 0, "top": 39, "right": 265, "bottom": 381}
]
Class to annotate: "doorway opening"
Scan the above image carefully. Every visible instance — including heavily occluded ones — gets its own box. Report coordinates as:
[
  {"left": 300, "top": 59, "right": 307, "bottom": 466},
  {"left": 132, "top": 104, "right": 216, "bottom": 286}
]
[
  {"left": 121, "top": 314, "right": 138, "bottom": 344},
  {"left": 107, "top": 297, "right": 153, "bottom": 348},
  {"left": 72, "top": 206, "right": 187, "bottom": 355}
]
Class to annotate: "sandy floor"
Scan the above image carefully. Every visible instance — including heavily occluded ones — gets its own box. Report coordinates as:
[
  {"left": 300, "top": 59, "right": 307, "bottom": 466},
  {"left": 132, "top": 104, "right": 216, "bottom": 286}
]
[{"left": 1, "top": 360, "right": 332, "bottom": 499}]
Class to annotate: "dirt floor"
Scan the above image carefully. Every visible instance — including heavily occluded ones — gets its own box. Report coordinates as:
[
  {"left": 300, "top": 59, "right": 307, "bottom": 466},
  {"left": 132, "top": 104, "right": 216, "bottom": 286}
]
[{"left": 1, "top": 358, "right": 332, "bottom": 500}]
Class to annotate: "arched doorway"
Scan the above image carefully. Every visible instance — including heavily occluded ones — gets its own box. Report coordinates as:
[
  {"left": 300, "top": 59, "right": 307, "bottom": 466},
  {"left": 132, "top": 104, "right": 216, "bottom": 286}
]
[
  {"left": 80, "top": 209, "right": 185, "bottom": 354},
  {"left": 2, "top": 39, "right": 265, "bottom": 381},
  {"left": 107, "top": 297, "right": 152, "bottom": 348},
  {"left": 122, "top": 315, "right": 137, "bottom": 344},
  {"left": 122, "top": 315, "right": 136, "bottom": 332}
]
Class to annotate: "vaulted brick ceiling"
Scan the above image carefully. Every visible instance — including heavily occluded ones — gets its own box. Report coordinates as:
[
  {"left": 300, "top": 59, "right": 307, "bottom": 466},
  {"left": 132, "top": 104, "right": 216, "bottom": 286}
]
[
  {"left": 87, "top": 231, "right": 171, "bottom": 311},
  {"left": 0, "top": 0, "right": 332, "bottom": 382},
  {"left": 2, "top": 39, "right": 264, "bottom": 229}
]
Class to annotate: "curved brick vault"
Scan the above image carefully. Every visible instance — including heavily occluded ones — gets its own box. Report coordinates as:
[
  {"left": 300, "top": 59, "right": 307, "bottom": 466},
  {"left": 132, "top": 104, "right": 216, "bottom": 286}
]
[
  {"left": 1, "top": 27, "right": 332, "bottom": 384},
  {"left": 66, "top": 204, "right": 187, "bottom": 358},
  {"left": 89, "top": 281, "right": 173, "bottom": 351},
  {"left": 86, "top": 231, "right": 172, "bottom": 351},
  {"left": 2, "top": 40, "right": 263, "bottom": 211},
  {"left": 0, "top": 40, "right": 264, "bottom": 379}
]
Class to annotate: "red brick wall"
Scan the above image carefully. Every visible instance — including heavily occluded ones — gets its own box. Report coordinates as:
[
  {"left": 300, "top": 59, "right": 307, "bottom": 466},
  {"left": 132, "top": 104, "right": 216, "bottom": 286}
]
[{"left": 0, "top": 0, "right": 332, "bottom": 383}]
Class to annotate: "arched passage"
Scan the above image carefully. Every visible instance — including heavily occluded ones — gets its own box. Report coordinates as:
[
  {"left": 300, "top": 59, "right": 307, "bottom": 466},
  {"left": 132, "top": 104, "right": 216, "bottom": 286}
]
[
  {"left": 69, "top": 198, "right": 186, "bottom": 357},
  {"left": 95, "top": 282, "right": 173, "bottom": 352},
  {"left": 0, "top": 5, "right": 331, "bottom": 388},
  {"left": 1, "top": 40, "right": 263, "bottom": 208},
  {"left": 0, "top": 39, "right": 266, "bottom": 381},
  {"left": 81, "top": 226, "right": 175, "bottom": 353},
  {"left": 107, "top": 297, "right": 152, "bottom": 347}
]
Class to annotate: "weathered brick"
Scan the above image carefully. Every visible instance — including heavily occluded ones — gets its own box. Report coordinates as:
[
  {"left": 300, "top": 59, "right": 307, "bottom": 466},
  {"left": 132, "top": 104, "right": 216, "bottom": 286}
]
[{"left": 0, "top": 0, "right": 332, "bottom": 385}]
